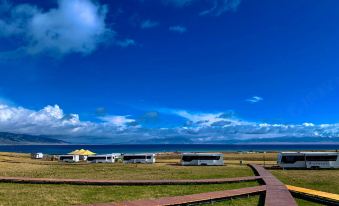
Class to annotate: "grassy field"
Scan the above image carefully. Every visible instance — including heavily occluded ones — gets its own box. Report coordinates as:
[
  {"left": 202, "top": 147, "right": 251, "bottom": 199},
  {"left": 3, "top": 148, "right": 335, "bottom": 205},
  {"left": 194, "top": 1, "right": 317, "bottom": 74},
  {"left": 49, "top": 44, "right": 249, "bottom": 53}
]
[
  {"left": 0, "top": 152, "right": 254, "bottom": 180},
  {"left": 0, "top": 152, "right": 338, "bottom": 206},
  {"left": 271, "top": 169, "right": 339, "bottom": 194},
  {"left": 0, "top": 181, "right": 259, "bottom": 206},
  {"left": 207, "top": 197, "right": 323, "bottom": 206},
  {"left": 208, "top": 195, "right": 261, "bottom": 205}
]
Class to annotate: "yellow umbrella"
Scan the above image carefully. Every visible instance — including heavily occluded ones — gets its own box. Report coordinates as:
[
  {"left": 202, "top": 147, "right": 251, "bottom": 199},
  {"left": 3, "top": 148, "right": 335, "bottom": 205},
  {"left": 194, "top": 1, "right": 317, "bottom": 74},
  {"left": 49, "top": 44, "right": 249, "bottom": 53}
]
[
  {"left": 68, "top": 149, "right": 96, "bottom": 155},
  {"left": 68, "top": 149, "right": 79, "bottom": 155},
  {"left": 82, "top": 150, "right": 96, "bottom": 155}
]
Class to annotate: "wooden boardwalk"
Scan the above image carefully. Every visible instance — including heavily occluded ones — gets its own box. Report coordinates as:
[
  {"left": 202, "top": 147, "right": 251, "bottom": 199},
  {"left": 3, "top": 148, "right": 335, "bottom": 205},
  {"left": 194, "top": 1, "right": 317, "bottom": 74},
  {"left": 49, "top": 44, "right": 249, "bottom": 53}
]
[
  {"left": 1, "top": 165, "right": 308, "bottom": 206},
  {"left": 248, "top": 164, "right": 298, "bottom": 206},
  {"left": 0, "top": 176, "right": 260, "bottom": 186},
  {"left": 80, "top": 164, "right": 301, "bottom": 206},
  {"left": 83, "top": 185, "right": 266, "bottom": 206}
]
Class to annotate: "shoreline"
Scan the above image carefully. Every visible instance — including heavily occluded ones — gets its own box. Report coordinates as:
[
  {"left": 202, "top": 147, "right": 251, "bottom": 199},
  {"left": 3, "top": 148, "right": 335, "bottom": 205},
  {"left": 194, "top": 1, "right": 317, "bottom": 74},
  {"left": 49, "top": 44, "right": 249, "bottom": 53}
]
[
  {"left": 0, "top": 144, "right": 338, "bottom": 154},
  {"left": 1, "top": 142, "right": 339, "bottom": 146}
]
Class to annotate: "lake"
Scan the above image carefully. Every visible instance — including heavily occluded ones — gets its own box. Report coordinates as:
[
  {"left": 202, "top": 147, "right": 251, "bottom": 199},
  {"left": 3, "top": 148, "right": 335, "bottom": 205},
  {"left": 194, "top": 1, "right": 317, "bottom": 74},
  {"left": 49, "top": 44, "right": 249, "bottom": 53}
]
[{"left": 0, "top": 144, "right": 338, "bottom": 154}]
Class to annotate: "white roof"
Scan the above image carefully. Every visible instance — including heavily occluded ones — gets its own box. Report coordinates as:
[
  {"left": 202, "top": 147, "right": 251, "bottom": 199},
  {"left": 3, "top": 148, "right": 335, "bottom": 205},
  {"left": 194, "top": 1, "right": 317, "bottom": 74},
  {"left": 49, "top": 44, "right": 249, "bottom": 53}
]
[
  {"left": 280, "top": 152, "right": 339, "bottom": 155},
  {"left": 123, "top": 153, "right": 155, "bottom": 156},
  {"left": 59, "top": 154, "right": 78, "bottom": 156},
  {"left": 182, "top": 153, "right": 223, "bottom": 156},
  {"left": 88, "top": 154, "right": 115, "bottom": 157}
]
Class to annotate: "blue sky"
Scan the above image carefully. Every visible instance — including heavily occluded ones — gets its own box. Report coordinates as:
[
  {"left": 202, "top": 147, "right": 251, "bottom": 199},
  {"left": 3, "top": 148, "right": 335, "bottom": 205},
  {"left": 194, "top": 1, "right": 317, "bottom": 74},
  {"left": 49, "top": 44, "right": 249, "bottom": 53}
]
[{"left": 1, "top": 0, "right": 339, "bottom": 143}]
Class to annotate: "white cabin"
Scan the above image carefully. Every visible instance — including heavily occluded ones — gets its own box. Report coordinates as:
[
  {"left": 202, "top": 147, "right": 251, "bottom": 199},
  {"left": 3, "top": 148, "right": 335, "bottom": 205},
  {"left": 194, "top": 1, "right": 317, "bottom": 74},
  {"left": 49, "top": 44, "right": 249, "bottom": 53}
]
[
  {"left": 31, "top": 152, "right": 44, "bottom": 159},
  {"left": 59, "top": 155, "right": 80, "bottom": 163},
  {"left": 278, "top": 152, "right": 339, "bottom": 169},
  {"left": 122, "top": 153, "right": 156, "bottom": 164},
  {"left": 108, "top": 153, "right": 122, "bottom": 160},
  {"left": 87, "top": 154, "right": 119, "bottom": 163},
  {"left": 181, "top": 153, "right": 224, "bottom": 166}
]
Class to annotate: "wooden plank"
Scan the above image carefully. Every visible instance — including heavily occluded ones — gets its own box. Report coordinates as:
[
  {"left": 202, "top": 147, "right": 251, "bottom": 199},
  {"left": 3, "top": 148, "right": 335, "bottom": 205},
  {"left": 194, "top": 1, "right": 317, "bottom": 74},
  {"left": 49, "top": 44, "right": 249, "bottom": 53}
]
[
  {"left": 84, "top": 185, "right": 266, "bottom": 206},
  {"left": 248, "top": 164, "right": 298, "bottom": 206}
]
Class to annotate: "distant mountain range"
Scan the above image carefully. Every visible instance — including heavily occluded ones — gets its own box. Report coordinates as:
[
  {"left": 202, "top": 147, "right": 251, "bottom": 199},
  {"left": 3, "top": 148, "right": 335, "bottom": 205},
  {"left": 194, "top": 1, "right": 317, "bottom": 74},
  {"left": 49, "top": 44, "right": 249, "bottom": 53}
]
[
  {"left": 0, "top": 132, "right": 68, "bottom": 145},
  {"left": 127, "top": 136, "right": 339, "bottom": 144}
]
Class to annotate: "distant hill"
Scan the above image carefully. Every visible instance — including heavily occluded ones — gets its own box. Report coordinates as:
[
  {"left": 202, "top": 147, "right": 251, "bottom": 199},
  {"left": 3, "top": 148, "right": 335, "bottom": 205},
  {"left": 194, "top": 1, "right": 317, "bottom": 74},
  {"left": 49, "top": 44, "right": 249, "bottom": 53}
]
[
  {"left": 0, "top": 132, "right": 68, "bottom": 145},
  {"left": 127, "top": 136, "right": 339, "bottom": 144}
]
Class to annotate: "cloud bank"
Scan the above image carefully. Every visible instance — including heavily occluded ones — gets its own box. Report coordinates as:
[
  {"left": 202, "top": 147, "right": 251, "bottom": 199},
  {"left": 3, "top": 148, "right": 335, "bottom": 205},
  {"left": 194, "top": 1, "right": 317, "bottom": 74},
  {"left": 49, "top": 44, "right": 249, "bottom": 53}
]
[
  {"left": 0, "top": 104, "right": 139, "bottom": 139},
  {"left": 0, "top": 0, "right": 112, "bottom": 55},
  {"left": 0, "top": 103, "right": 339, "bottom": 143},
  {"left": 164, "top": 0, "right": 241, "bottom": 16}
]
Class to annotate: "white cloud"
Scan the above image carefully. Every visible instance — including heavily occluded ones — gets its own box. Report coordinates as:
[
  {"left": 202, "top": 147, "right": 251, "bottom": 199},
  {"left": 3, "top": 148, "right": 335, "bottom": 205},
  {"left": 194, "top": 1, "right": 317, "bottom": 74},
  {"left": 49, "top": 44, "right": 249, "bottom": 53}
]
[
  {"left": 160, "top": 109, "right": 339, "bottom": 141},
  {"left": 199, "top": 0, "right": 241, "bottom": 16},
  {"left": 163, "top": 0, "right": 241, "bottom": 16},
  {"left": 176, "top": 110, "right": 223, "bottom": 123},
  {"left": 140, "top": 19, "right": 159, "bottom": 29},
  {"left": 173, "top": 110, "right": 244, "bottom": 127},
  {"left": 0, "top": 103, "right": 338, "bottom": 143},
  {"left": 169, "top": 25, "right": 187, "bottom": 33},
  {"left": 0, "top": 0, "right": 112, "bottom": 55},
  {"left": 99, "top": 115, "right": 137, "bottom": 128},
  {"left": 116, "top": 38, "right": 136, "bottom": 48},
  {"left": 0, "top": 104, "right": 138, "bottom": 139},
  {"left": 162, "top": 0, "right": 194, "bottom": 7},
  {"left": 303, "top": 122, "right": 315, "bottom": 127},
  {"left": 246, "top": 96, "right": 263, "bottom": 103}
]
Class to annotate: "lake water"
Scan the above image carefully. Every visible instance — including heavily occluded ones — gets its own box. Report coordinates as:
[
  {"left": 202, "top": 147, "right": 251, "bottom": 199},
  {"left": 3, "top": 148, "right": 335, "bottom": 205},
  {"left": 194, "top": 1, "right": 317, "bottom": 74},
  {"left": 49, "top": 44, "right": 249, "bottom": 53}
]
[{"left": 0, "top": 144, "right": 338, "bottom": 154}]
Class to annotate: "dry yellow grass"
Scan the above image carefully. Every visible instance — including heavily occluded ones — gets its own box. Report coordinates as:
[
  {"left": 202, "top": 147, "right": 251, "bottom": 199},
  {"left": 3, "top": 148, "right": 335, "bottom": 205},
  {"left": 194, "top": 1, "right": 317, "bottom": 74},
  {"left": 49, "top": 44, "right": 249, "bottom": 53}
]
[
  {"left": 0, "top": 152, "right": 255, "bottom": 180},
  {"left": 0, "top": 152, "right": 337, "bottom": 205}
]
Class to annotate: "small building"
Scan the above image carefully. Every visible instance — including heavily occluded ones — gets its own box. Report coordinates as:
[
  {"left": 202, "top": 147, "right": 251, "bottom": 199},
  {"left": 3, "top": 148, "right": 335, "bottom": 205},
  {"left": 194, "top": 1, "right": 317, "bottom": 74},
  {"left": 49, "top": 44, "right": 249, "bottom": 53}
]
[
  {"left": 87, "top": 154, "right": 120, "bottom": 163},
  {"left": 122, "top": 153, "right": 156, "bottom": 164},
  {"left": 59, "top": 155, "right": 80, "bottom": 163},
  {"left": 181, "top": 153, "right": 224, "bottom": 166},
  {"left": 278, "top": 152, "right": 339, "bottom": 169},
  {"left": 31, "top": 153, "right": 44, "bottom": 159}
]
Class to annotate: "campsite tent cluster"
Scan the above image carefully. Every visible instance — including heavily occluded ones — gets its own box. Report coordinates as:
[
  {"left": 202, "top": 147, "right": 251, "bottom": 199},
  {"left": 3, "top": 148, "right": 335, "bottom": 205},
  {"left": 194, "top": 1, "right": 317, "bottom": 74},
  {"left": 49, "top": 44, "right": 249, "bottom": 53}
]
[{"left": 32, "top": 150, "right": 157, "bottom": 164}]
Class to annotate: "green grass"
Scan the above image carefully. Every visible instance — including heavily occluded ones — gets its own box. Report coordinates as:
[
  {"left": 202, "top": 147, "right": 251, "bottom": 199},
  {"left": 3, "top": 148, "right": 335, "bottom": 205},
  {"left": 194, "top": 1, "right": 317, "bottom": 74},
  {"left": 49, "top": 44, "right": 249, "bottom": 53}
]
[
  {"left": 202, "top": 196, "right": 326, "bottom": 206},
  {"left": 295, "top": 198, "right": 325, "bottom": 206},
  {"left": 0, "top": 152, "right": 260, "bottom": 205},
  {"left": 0, "top": 152, "right": 338, "bottom": 206},
  {"left": 206, "top": 195, "right": 261, "bottom": 205},
  {"left": 201, "top": 196, "right": 326, "bottom": 206},
  {"left": 0, "top": 181, "right": 260, "bottom": 206},
  {"left": 271, "top": 169, "right": 339, "bottom": 194}
]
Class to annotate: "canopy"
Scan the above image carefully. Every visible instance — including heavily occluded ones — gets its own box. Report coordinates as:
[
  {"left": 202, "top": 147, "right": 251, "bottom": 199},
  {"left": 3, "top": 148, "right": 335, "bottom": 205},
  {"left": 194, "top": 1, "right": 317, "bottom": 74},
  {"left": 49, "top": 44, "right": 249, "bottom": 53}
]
[
  {"left": 68, "top": 149, "right": 96, "bottom": 155},
  {"left": 80, "top": 150, "right": 96, "bottom": 155},
  {"left": 68, "top": 149, "right": 79, "bottom": 155}
]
